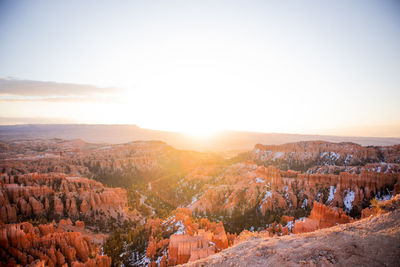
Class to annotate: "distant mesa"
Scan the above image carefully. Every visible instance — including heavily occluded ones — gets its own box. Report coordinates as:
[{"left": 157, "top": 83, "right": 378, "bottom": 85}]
[{"left": 1, "top": 124, "right": 400, "bottom": 152}]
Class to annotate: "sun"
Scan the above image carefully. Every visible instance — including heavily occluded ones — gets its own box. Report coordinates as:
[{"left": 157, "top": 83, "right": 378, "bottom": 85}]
[{"left": 181, "top": 127, "right": 222, "bottom": 139}]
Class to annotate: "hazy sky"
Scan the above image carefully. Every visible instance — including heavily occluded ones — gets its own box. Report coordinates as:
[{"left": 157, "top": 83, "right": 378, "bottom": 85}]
[{"left": 0, "top": 0, "right": 399, "bottom": 136}]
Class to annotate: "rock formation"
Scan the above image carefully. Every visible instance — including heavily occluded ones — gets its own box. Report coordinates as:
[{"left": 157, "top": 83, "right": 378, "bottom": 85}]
[
  {"left": 361, "top": 194, "right": 400, "bottom": 218},
  {"left": 0, "top": 221, "right": 111, "bottom": 267},
  {"left": 293, "top": 201, "right": 353, "bottom": 234},
  {"left": 143, "top": 209, "right": 230, "bottom": 266},
  {"left": 189, "top": 162, "right": 399, "bottom": 218},
  {"left": 0, "top": 173, "right": 137, "bottom": 230},
  {"left": 251, "top": 141, "right": 400, "bottom": 173}
]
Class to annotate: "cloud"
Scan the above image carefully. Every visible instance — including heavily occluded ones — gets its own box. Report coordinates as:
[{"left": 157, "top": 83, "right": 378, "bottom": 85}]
[
  {"left": 0, "top": 78, "right": 120, "bottom": 97},
  {"left": 0, "top": 78, "right": 123, "bottom": 103},
  {"left": 0, "top": 96, "right": 121, "bottom": 103},
  {"left": 0, "top": 116, "right": 78, "bottom": 125}
]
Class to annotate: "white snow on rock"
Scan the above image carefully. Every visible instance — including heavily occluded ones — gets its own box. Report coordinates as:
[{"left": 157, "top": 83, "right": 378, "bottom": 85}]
[
  {"left": 377, "top": 194, "right": 392, "bottom": 201},
  {"left": 136, "top": 254, "right": 151, "bottom": 266},
  {"left": 255, "top": 177, "right": 265, "bottom": 183},
  {"left": 257, "top": 150, "right": 272, "bottom": 160},
  {"left": 330, "top": 152, "right": 340, "bottom": 161},
  {"left": 273, "top": 152, "right": 284, "bottom": 160},
  {"left": 376, "top": 191, "right": 393, "bottom": 201},
  {"left": 285, "top": 220, "right": 294, "bottom": 232},
  {"left": 343, "top": 190, "right": 355, "bottom": 213},
  {"left": 191, "top": 196, "right": 198, "bottom": 205},
  {"left": 327, "top": 185, "right": 337, "bottom": 202},
  {"left": 224, "top": 192, "right": 233, "bottom": 204},
  {"left": 174, "top": 220, "right": 185, "bottom": 235},
  {"left": 262, "top": 191, "right": 272, "bottom": 202},
  {"left": 301, "top": 199, "right": 308, "bottom": 209},
  {"left": 296, "top": 217, "right": 306, "bottom": 223},
  {"left": 384, "top": 164, "right": 391, "bottom": 173},
  {"left": 344, "top": 154, "right": 353, "bottom": 164}
]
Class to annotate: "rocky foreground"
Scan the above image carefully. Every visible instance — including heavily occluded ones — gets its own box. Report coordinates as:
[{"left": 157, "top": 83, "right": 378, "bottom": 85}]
[{"left": 184, "top": 197, "right": 400, "bottom": 267}]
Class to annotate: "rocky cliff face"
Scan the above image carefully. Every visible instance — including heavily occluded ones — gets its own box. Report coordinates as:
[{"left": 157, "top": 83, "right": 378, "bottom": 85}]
[
  {"left": 0, "top": 221, "right": 111, "bottom": 267},
  {"left": 0, "top": 140, "right": 221, "bottom": 184},
  {"left": 250, "top": 141, "right": 400, "bottom": 172},
  {"left": 189, "top": 162, "right": 399, "bottom": 219},
  {"left": 292, "top": 201, "right": 353, "bottom": 234},
  {"left": 0, "top": 171, "right": 130, "bottom": 266},
  {"left": 168, "top": 234, "right": 215, "bottom": 265},
  {"left": 0, "top": 172, "right": 138, "bottom": 231}
]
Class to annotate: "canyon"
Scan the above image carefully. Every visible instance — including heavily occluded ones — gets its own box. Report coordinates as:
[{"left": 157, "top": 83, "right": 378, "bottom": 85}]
[{"left": 1, "top": 138, "right": 399, "bottom": 266}]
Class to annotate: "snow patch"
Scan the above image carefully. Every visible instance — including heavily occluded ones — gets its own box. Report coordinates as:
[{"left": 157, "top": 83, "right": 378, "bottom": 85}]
[
  {"left": 327, "top": 185, "right": 337, "bottom": 202},
  {"left": 377, "top": 194, "right": 392, "bottom": 201},
  {"left": 384, "top": 164, "right": 391, "bottom": 173},
  {"left": 330, "top": 152, "right": 340, "bottom": 161},
  {"left": 224, "top": 192, "right": 232, "bottom": 204},
  {"left": 301, "top": 199, "right": 308, "bottom": 209},
  {"left": 255, "top": 177, "right": 265, "bottom": 183},
  {"left": 343, "top": 190, "right": 355, "bottom": 213},
  {"left": 376, "top": 191, "right": 393, "bottom": 201},
  {"left": 296, "top": 217, "right": 306, "bottom": 223},
  {"left": 273, "top": 152, "right": 284, "bottom": 160},
  {"left": 135, "top": 254, "right": 151, "bottom": 266},
  {"left": 344, "top": 154, "right": 353, "bottom": 164},
  {"left": 285, "top": 220, "right": 294, "bottom": 232},
  {"left": 262, "top": 191, "right": 272, "bottom": 202},
  {"left": 174, "top": 220, "right": 185, "bottom": 235},
  {"left": 191, "top": 196, "right": 198, "bottom": 205}
]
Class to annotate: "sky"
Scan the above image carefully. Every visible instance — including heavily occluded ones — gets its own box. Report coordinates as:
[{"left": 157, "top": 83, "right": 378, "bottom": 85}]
[{"left": 0, "top": 0, "right": 399, "bottom": 137}]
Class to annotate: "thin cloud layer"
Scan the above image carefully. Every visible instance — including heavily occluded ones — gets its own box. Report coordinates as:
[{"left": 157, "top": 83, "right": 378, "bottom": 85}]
[
  {"left": 0, "top": 116, "right": 78, "bottom": 124},
  {"left": 0, "top": 78, "right": 122, "bottom": 102},
  {"left": 0, "top": 78, "right": 120, "bottom": 97}
]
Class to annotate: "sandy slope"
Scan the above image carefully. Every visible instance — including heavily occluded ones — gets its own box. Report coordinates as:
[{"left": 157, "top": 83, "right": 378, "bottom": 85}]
[{"left": 183, "top": 209, "right": 400, "bottom": 267}]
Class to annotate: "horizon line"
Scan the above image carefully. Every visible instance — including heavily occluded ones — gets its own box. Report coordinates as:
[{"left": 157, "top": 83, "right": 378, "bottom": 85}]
[{"left": 1, "top": 122, "right": 400, "bottom": 140}]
